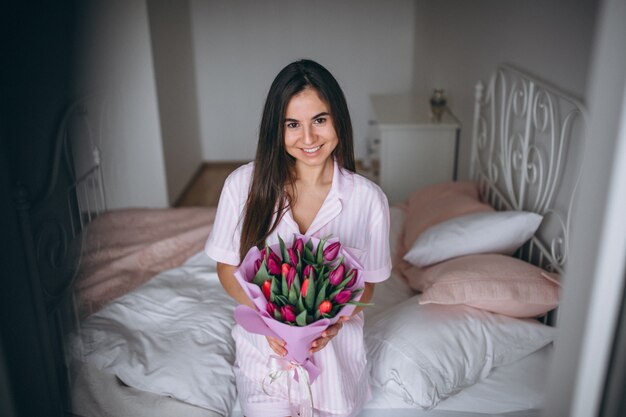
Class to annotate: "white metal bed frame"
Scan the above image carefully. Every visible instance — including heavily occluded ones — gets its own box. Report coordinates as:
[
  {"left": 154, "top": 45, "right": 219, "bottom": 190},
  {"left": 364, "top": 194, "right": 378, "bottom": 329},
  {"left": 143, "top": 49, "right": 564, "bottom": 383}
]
[{"left": 471, "top": 64, "right": 587, "bottom": 280}]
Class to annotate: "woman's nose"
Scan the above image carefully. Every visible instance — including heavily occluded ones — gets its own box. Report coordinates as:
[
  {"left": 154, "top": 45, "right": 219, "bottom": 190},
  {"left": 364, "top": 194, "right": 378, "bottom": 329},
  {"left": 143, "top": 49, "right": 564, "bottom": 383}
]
[{"left": 302, "top": 126, "right": 315, "bottom": 145}]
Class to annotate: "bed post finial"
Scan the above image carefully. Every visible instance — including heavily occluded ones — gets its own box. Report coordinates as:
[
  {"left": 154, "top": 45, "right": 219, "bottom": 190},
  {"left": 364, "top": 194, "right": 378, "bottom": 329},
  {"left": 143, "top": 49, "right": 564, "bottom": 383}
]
[{"left": 474, "top": 81, "right": 484, "bottom": 102}]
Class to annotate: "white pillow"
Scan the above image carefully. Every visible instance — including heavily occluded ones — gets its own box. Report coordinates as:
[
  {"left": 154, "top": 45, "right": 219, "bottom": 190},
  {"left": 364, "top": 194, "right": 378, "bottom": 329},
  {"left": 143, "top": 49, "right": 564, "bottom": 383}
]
[
  {"left": 364, "top": 299, "right": 554, "bottom": 410},
  {"left": 403, "top": 211, "right": 543, "bottom": 267}
]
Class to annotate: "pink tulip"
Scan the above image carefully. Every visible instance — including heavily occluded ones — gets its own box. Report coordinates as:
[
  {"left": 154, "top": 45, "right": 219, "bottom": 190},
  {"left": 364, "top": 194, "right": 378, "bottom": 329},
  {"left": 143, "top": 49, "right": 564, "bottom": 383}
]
[
  {"left": 260, "top": 248, "right": 268, "bottom": 261},
  {"left": 333, "top": 289, "right": 352, "bottom": 305},
  {"left": 323, "top": 242, "right": 341, "bottom": 261},
  {"left": 253, "top": 258, "right": 262, "bottom": 276},
  {"left": 329, "top": 264, "right": 345, "bottom": 286},
  {"left": 266, "top": 302, "right": 277, "bottom": 317},
  {"left": 267, "top": 252, "right": 282, "bottom": 275},
  {"left": 318, "top": 300, "right": 332, "bottom": 315},
  {"left": 346, "top": 269, "right": 358, "bottom": 287},
  {"left": 292, "top": 238, "right": 304, "bottom": 256},
  {"left": 303, "top": 264, "right": 315, "bottom": 281},
  {"left": 288, "top": 248, "right": 298, "bottom": 266},
  {"left": 286, "top": 266, "right": 297, "bottom": 289},
  {"left": 262, "top": 280, "right": 271, "bottom": 300},
  {"left": 281, "top": 305, "right": 296, "bottom": 322}
]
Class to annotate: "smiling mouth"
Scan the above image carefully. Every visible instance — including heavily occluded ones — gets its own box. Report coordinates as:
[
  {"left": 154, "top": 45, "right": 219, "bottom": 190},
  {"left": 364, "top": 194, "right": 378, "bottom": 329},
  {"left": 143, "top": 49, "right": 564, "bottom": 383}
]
[{"left": 302, "top": 145, "right": 322, "bottom": 154}]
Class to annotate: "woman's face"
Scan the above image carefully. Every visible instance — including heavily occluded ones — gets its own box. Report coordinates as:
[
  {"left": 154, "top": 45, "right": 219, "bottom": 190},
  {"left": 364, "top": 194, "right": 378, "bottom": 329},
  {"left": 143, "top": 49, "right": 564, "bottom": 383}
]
[{"left": 283, "top": 87, "right": 339, "bottom": 169}]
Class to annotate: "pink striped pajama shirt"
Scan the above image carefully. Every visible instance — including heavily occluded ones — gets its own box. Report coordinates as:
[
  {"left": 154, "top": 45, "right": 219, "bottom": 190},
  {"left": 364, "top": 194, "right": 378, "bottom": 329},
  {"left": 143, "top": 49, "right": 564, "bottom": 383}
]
[{"left": 205, "top": 159, "right": 391, "bottom": 417}]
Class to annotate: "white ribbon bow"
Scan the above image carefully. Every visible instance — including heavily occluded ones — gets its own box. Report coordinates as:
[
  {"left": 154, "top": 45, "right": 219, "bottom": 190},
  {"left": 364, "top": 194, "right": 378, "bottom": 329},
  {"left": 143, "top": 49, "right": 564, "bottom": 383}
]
[{"left": 263, "top": 355, "right": 315, "bottom": 417}]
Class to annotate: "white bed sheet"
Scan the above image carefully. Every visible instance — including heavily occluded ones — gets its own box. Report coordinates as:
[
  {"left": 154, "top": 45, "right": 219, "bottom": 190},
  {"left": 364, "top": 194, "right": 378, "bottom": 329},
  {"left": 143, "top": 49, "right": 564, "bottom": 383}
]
[{"left": 69, "top": 207, "right": 550, "bottom": 417}]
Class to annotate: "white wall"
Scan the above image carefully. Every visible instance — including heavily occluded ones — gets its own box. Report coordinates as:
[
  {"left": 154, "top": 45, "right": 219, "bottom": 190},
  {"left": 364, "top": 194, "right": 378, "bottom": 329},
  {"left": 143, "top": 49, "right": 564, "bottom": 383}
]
[
  {"left": 413, "top": 0, "right": 597, "bottom": 179},
  {"left": 148, "top": 0, "right": 203, "bottom": 204},
  {"left": 190, "top": 0, "right": 415, "bottom": 162},
  {"left": 74, "top": 0, "right": 169, "bottom": 209}
]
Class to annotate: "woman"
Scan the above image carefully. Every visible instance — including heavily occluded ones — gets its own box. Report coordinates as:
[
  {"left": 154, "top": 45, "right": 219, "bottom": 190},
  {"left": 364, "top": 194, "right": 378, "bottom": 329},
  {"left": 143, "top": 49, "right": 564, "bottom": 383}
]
[{"left": 205, "top": 59, "right": 391, "bottom": 417}]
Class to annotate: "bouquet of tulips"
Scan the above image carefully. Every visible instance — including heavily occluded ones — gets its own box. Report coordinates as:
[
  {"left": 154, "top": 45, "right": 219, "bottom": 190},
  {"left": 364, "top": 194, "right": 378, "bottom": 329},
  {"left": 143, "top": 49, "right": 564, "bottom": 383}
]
[{"left": 233, "top": 234, "right": 365, "bottom": 383}]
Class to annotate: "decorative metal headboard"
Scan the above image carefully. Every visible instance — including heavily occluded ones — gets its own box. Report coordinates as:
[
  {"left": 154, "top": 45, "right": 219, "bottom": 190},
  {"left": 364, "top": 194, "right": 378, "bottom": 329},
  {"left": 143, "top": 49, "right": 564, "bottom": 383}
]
[
  {"left": 470, "top": 64, "right": 587, "bottom": 276},
  {"left": 14, "top": 96, "right": 107, "bottom": 412}
]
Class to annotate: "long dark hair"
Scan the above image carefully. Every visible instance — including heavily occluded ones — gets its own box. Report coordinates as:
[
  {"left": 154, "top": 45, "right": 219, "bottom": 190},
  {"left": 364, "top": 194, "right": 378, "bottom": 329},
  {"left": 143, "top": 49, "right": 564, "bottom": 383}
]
[{"left": 239, "top": 59, "right": 356, "bottom": 260}]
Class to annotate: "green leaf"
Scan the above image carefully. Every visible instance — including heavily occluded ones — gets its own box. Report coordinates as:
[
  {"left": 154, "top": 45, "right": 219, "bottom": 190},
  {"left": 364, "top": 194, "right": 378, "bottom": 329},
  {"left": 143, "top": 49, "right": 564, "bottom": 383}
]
[
  {"left": 288, "top": 282, "right": 297, "bottom": 305},
  {"left": 252, "top": 260, "right": 270, "bottom": 286},
  {"left": 281, "top": 274, "right": 288, "bottom": 298},
  {"left": 315, "top": 238, "right": 327, "bottom": 265},
  {"left": 314, "top": 310, "right": 321, "bottom": 320},
  {"left": 296, "top": 310, "right": 307, "bottom": 327},
  {"left": 297, "top": 295, "right": 306, "bottom": 313},
  {"left": 274, "top": 309, "right": 283, "bottom": 321},
  {"left": 269, "top": 276, "right": 279, "bottom": 302},
  {"left": 279, "top": 235, "right": 289, "bottom": 264},
  {"left": 315, "top": 282, "right": 327, "bottom": 310},
  {"left": 328, "top": 287, "right": 341, "bottom": 300},
  {"left": 304, "top": 245, "right": 314, "bottom": 264},
  {"left": 347, "top": 300, "right": 373, "bottom": 307},
  {"left": 316, "top": 265, "right": 326, "bottom": 293},
  {"left": 293, "top": 272, "right": 301, "bottom": 295},
  {"left": 275, "top": 294, "right": 289, "bottom": 306}
]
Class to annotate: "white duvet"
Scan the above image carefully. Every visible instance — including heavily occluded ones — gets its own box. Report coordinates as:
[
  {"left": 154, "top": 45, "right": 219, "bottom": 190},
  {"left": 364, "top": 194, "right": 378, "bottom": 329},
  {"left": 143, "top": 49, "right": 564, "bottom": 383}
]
[
  {"left": 69, "top": 251, "right": 237, "bottom": 416},
  {"left": 69, "top": 207, "right": 549, "bottom": 417}
]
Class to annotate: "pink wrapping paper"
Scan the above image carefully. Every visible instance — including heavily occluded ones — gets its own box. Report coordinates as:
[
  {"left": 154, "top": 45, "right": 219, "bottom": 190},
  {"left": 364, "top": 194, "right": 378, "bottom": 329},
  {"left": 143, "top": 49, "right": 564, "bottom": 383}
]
[{"left": 233, "top": 236, "right": 365, "bottom": 383}]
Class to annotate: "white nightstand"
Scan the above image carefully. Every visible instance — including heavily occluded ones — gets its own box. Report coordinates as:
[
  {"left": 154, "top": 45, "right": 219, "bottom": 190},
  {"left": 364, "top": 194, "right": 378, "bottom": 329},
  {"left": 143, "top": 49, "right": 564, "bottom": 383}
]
[{"left": 370, "top": 94, "right": 460, "bottom": 204}]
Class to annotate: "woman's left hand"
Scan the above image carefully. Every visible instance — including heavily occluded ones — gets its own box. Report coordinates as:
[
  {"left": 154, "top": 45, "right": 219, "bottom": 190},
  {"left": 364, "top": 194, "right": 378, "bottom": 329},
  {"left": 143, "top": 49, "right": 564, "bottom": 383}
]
[{"left": 310, "top": 316, "right": 350, "bottom": 353}]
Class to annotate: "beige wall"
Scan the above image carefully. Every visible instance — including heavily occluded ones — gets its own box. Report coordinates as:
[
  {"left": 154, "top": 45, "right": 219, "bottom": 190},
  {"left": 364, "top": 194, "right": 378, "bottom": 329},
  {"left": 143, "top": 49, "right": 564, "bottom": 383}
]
[
  {"left": 190, "top": 0, "right": 416, "bottom": 162},
  {"left": 148, "top": 0, "right": 203, "bottom": 204},
  {"left": 74, "top": 0, "right": 169, "bottom": 208},
  {"left": 413, "top": 0, "right": 598, "bottom": 179}
]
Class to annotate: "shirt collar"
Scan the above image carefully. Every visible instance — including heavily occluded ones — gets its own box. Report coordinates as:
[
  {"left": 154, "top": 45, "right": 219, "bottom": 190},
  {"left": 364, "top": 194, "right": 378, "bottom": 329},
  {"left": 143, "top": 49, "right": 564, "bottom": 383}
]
[{"left": 328, "top": 157, "right": 355, "bottom": 203}]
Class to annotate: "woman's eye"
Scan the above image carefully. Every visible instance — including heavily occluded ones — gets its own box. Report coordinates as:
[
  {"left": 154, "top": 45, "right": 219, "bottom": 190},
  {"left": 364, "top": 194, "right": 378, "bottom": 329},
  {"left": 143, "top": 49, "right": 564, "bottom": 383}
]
[
  {"left": 286, "top": 122, "right": 299, "bottom": 129},
  {"left": 313, "top": 117, "right": 327, "bottom": 125}
]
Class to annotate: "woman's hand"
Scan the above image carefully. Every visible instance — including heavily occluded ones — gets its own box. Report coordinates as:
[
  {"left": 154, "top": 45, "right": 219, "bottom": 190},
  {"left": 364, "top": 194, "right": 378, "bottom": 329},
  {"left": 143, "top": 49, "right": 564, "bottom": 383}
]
[
  {"left": 310, "top": 316, "right": 350, "bottom": 353},
  {"left": 266, "top": 336, "right": 287, "bottom": 357}
]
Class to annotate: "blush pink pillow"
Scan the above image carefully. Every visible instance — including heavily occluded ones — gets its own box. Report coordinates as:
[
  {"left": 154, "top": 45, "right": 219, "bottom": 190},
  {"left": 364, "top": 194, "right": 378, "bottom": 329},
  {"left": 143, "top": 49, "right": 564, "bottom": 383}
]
[
  {"left": 402, "top": 182, "right": 493, "bottom": 251},
  {"left": 414, "top": 254, "right": 560, "bottom": 318},
  {"left": 394, "top": 182, "right": 493, "bottom": 289}
]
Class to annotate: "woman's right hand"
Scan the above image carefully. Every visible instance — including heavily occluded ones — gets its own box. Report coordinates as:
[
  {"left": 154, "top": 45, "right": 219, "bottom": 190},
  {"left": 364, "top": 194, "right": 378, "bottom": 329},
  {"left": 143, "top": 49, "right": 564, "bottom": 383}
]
[{"left": 266, "top": 336, "right": 287, "bottom": 357}]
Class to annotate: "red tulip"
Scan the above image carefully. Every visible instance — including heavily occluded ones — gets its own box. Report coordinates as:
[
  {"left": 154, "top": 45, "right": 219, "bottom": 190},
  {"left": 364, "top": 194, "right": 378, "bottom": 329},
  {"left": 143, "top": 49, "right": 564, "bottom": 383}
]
[
  {"left": 333, "top": 289, "right": 352, "bottom": 305},
  {"left": 262, "top": 280, "right": 271, "bottom": 300},
  {"left": 301, "top": 278, "right": 309, "bottom": 297},
  {"left": 266, "top": 302, "right": 277, "bottom": 317},
  {"left": 318, "top": 300, "right": 332, "bottom": 315},
  {"left": 329, "top": 264, "right": 345, "bottom": 286},
  {"left": 267, "top": 252, "right": 282, "bottom": 275},
  {"left": 281, "top": 305, "right": 296, "bottom": 322},
  {"left": 323, "top": 242, "right": 341, "bottom": 261},
  {"left": 288, "top": 248, "right": 298, "bottom": 266}
]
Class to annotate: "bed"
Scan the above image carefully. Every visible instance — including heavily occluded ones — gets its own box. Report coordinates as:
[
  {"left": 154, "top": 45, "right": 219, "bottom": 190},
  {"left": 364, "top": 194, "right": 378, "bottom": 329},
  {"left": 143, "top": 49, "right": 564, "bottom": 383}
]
[{"left": 28, "top": 64, "right": 585, "bottom": 417}]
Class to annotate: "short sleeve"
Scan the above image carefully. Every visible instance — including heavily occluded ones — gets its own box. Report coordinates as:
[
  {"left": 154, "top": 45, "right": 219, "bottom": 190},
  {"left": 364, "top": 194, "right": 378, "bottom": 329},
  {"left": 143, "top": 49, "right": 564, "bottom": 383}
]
[
  {"left": 360, "top": 191, "right": 392, "bottom": 283},
  {"left": 204, "top": 169, "right": 247, "bottom": 266}
]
